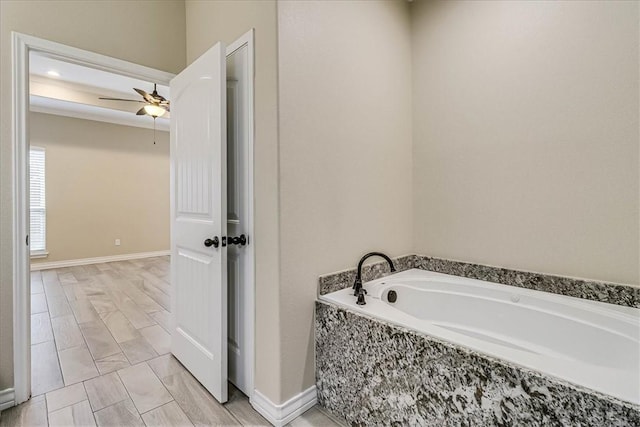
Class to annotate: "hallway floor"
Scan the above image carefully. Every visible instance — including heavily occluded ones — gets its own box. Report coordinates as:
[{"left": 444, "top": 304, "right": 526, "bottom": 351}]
[{"left": 1, "top": 257, "right": 342, "bottom": 426}]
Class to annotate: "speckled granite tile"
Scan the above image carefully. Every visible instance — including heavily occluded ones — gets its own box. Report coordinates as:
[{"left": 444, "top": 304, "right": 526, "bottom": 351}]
[
  {"left": 414, "top": 256, "right": 639, "bottom": 308},
  {"left": 315, "top": 301, "right": 640, "bottom": 427},
  {"left": 318, "top": 255, "right": 416, "bottom": 296},
  {"left": 318, "top": 254, "right": 639, "bottom": 308}
]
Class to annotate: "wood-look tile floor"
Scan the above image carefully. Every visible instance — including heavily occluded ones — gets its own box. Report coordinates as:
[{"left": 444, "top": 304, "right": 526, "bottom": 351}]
[{"left": 1, "top": 257, "right": 344, "bottom": 427}]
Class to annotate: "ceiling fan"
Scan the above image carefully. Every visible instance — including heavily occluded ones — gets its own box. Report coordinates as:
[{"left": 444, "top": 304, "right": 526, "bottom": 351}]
[{"left": 99, "top": 83, "right": 170, "bottom": 118}]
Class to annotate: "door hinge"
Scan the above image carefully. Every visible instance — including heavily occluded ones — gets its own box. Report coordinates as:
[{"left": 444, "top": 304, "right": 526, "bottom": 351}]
[{"left": 26, "top": 234, "right": 29, "bottom": 246}]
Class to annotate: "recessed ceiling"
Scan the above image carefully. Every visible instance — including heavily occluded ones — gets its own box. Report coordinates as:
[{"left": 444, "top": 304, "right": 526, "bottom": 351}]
[
  {"left": 29, "top": 52, "right": 170, "bottom": 131},
  {"left": 31, "top": 95, "right": 170, "bottom": 132}
]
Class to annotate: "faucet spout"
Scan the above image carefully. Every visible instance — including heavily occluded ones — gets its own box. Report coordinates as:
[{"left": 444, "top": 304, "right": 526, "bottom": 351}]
[{"left": 352, "top": 252, "right": 396, "bottom": 305}]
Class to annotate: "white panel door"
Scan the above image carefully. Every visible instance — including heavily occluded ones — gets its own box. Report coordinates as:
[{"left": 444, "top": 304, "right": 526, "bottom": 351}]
[{"left": 170, "top": 41, "right": 228, "bottom": 403}]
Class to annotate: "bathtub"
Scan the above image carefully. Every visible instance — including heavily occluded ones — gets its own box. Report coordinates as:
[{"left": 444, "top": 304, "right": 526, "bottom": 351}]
[{"left": 320, "top": 268, "right": 640, "bottom": 406}]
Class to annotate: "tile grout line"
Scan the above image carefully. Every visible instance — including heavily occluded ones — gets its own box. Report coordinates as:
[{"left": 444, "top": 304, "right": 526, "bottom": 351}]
[
  {"left": 32, "top": 270, "right": 63, "bottom": 398},
  {"left": 153, "top": 371, "right": 199, "bottom": 427},
  {"left": 223, "top": 403, "right": 244, "bottom": 426},
  {"left": 116, "top": 360, "right": 174, "bottom": 418},
  {"left": 86, "top": 260, "right": 154, "bottom": 367},
  {"left": 56, "top": 269, "right": 94, "bottom": 387},
  {"left": 92, "top": 367, "right": 143, "bottom": 423}
]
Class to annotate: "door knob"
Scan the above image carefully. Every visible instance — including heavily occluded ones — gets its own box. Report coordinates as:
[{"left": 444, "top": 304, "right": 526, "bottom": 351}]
[
  {"left": 228, "top": 234, "right": 247, "bottom": 246},
  {"left": 204, "top": 237, "right": 219, "bottom": 248}
]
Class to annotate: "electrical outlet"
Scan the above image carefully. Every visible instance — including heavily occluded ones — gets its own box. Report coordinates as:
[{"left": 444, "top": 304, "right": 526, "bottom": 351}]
[{"left": 115, "top": 239, "right": 121, "bottom": 246}]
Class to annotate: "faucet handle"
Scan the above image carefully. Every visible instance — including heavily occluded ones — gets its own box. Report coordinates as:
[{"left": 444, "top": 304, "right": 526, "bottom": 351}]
[
  {"left": 356, "top": 290, "right": 366, "bottom": 305},
  {"left": 353, "top": 279, "right": 368, "bottom": 296}
]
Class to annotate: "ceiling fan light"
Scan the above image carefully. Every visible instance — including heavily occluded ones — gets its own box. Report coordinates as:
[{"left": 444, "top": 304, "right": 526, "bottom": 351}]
[{"left": 143, "top": 104, "right": 166, "bottom": 118}]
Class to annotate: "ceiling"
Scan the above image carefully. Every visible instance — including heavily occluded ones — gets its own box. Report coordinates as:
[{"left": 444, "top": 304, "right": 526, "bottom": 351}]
[{"left": 29, "top": 52, "right": 170, "bottom": 131}]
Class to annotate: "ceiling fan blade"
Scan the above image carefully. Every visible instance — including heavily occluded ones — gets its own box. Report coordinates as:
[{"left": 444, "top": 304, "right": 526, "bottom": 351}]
[
  {"left": 99, "top": 97, "right": 146, "bottom": 103},
  {"left": 134, "top": 88, "right": 156, "bottom": 103},
  {"left": 136, "top": 107, "right": 147, "bottom": 116}
]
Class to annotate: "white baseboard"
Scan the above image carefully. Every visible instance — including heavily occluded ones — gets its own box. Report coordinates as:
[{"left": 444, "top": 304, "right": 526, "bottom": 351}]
[
  {"left": 0, "top": 388, "right": 15, "bottom": 412},
  {"left": 251, "top": 386, "right": 317, "bottom": 427},
  {"left": 30, "top": 250, "right": 170, "bottom": 271}
]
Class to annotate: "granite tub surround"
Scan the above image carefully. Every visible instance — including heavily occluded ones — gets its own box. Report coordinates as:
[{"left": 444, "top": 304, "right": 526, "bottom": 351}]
[
  {"left": 318, "top": 254, "right": 416, "bottom": 296},
  {"left": 315, "top": 301, "right": 640, "bottom": 426},
  {"left": 413, "top": 256, "right": 639, "bottom": 309},
  {"left": 318, "top": 254, "right": 639, "bottom": 308}
]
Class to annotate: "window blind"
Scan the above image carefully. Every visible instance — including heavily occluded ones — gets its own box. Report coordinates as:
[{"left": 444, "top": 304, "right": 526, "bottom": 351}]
[{"left": 30, "top": 147, "right": 46, "bottom": 252}]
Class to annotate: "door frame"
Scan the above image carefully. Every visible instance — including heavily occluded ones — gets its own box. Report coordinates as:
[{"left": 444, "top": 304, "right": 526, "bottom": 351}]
[
  {"left": 10, "top": 31, "right": 256, "bottom": 406},
  {"left": 225, "top": 29, "right": 256, "bottom": 401},
  {"left": 11, "top": 32, "right": 174, "bottom": 405}
]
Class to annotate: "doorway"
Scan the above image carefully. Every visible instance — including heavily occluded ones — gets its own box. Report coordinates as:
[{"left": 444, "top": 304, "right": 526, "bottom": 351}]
[
  {"left": 27, "top": 106, "right": 172, "bottom": 398},
  {"left": 11, "top": 31, "right": 255, "bottom": 412}
]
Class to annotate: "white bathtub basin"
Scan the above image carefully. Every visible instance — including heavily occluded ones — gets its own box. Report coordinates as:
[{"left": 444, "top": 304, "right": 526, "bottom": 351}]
[{"left": 320, "top": 269, "right": 640, "bottom": 405}]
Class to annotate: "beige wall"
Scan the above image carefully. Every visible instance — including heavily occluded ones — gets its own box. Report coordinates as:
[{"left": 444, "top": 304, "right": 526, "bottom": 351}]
[
  {"left": 185, "top": 0, "right": 282, "bottom": 402},
  {"left": 277, "top": 0, "right": 413, "bottom": 400},
  {"left": 411, "top": 0, "right": 639, "bottom": 285},
  {"left": 1, "top": 0, "right": 185, "bottom": 392},
  {"left": 30, "top": 113, "right": 169, "bottom": 264}
]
